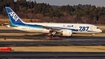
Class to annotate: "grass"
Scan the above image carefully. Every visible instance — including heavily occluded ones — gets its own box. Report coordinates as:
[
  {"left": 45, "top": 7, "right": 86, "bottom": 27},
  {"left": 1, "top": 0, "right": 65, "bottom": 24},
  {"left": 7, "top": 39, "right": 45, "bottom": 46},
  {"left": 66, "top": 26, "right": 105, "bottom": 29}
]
[
  {"left": 1, "top": 46, "right": 105, "bottom": 52},
  {"left": 98, "top": 25, "right": 105, "bottom": 30}
]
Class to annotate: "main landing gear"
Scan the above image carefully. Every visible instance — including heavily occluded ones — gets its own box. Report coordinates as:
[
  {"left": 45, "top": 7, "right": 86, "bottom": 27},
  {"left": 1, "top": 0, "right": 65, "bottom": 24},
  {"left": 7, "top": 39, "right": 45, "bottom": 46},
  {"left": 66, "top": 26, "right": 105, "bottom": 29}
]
[{"left": 45, "top": 33, "right": 60, "bottom": 40}]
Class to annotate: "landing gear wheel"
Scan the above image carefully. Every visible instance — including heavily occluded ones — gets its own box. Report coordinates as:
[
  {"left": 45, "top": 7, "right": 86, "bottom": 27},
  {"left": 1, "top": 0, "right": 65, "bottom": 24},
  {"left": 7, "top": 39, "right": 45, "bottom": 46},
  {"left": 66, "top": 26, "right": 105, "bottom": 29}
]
[
  {"left": 45, "top": 34, "right": 52, "bottom": 40},
  {"left": 45, "top": 34, "right": 60, "bottom": 40},
  {"left": 45, "top": 36, "right": 51, "bottom": 40}
]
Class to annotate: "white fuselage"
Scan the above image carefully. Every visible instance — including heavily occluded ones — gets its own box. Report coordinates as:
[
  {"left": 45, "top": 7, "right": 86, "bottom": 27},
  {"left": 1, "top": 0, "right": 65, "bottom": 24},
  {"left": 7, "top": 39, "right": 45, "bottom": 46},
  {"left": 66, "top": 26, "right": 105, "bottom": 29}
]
[{"left": 12, "top": 23, "right": 102, "bottom": 34}]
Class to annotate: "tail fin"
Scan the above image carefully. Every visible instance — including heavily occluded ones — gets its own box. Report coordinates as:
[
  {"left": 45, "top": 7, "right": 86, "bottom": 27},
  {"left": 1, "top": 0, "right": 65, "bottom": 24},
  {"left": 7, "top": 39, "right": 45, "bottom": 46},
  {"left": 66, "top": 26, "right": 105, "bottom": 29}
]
[{"left": 5, "top": 7, "right": 25, "bottom": 26}]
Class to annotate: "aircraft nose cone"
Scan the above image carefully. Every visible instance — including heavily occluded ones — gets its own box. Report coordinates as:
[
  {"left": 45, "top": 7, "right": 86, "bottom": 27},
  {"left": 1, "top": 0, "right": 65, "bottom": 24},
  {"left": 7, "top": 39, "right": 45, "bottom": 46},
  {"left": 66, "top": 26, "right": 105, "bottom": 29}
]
[{"left": 98, "top": 29, "right": 102, "bottom": 33}]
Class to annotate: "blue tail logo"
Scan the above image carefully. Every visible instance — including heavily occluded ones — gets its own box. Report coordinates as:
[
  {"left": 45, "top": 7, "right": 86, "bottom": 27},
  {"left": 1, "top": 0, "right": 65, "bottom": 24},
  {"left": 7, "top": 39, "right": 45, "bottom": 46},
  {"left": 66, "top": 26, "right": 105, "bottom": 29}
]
[
  {"left": 9, "top": 12, "right": 20, "bottom": 22},
  {"left": 5, "top": 7, "right": 24, "bottom": 26}
]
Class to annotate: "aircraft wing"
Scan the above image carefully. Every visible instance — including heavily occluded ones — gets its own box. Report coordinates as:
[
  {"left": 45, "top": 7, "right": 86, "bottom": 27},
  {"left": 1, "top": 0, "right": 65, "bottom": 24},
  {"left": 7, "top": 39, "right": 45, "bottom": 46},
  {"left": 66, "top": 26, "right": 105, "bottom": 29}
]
[
  {"left": 42, "top": 26, "right": 61, "bottom": 30},
  {"left": 35, "top": 24, "right": 71, "bottom": 31}
]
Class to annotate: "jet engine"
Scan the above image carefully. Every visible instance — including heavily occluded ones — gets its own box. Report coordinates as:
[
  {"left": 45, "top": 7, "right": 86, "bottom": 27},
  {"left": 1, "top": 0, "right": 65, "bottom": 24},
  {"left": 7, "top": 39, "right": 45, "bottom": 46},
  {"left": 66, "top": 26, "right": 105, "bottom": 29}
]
[
  {"left": 42, "top": 29, "right": 50, "bottom": 33},
  {"left": 60, "top": 30, "right": 72, "bottom": 36}
]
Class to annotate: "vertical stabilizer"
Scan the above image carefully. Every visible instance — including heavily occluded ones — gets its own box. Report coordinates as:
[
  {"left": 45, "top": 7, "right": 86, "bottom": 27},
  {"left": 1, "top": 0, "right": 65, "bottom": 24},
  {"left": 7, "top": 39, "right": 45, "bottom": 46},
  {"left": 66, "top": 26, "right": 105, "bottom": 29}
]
[{"left": 5, "top": 7, "right": 25, "bottom": 26}]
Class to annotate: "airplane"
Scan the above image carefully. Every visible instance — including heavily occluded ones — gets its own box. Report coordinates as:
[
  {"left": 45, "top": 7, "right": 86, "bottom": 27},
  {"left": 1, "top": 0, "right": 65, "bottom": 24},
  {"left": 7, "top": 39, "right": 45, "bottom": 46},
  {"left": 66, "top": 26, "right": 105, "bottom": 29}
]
[{"left": 5, "top": 7, "right": 102, "bottom": 39}]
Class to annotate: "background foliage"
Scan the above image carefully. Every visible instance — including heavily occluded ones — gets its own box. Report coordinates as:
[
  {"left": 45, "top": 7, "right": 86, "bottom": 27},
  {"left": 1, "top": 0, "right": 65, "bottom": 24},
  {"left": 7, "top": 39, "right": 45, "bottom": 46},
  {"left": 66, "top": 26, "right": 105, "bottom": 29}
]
[{"left": 1, "top": 0, "right": 105, "bottom": 24}]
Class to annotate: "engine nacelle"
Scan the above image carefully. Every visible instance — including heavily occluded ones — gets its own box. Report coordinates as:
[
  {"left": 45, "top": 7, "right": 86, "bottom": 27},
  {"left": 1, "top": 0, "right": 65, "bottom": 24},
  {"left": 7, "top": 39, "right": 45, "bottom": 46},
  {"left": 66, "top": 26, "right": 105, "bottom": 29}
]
[
  {"left": 61, "top": 30, "right": 72, "bottom": 36},
  {"left": 42, "top": 29, "right": 50, "bottom": 33}
]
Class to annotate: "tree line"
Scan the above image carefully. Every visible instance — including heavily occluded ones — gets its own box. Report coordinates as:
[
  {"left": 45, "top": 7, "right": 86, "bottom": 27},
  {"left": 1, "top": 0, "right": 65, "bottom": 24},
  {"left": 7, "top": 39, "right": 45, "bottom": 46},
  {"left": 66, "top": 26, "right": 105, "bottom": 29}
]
[{"left": 0, "top": 0, "right": 105, "bottom": 24}]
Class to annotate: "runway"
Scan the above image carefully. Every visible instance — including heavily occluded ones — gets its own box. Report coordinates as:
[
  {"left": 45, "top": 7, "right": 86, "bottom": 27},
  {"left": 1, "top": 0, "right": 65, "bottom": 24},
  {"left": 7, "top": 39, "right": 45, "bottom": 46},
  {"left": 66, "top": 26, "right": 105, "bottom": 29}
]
[
  {"left": 0, "top": 37, "right": 105, "bottom": 46},
  {"left": 0, "top": 52, "right": 105, "bottom": 59},
  {"left": 0, "top": 28, "right": 105, "bottom": 59},
  {"left": 0, "top": 29, "right": 104, "bottom": 46},
  {"left": 0, "top": 29, "right": 105, "bottom": 46}
]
